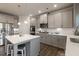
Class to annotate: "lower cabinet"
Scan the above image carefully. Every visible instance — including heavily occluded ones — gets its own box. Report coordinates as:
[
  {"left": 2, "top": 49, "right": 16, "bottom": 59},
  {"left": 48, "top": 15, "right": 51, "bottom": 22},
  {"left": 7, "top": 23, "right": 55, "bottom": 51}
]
[
  {"left": 56, "top": 36, "right": 67, "bottom": 49},
  {"left": 50, "top": 35, "right": 59, "bottom": 47},
  {"left": 39, "top": 33, "right": 67, "bottom": 49}
]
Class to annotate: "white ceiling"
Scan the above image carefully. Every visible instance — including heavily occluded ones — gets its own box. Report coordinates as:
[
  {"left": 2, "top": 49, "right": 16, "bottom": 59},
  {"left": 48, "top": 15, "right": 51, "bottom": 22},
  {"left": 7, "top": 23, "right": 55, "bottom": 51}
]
[{"left": 0, "top": 3, "right": 73, "bottom": 16}]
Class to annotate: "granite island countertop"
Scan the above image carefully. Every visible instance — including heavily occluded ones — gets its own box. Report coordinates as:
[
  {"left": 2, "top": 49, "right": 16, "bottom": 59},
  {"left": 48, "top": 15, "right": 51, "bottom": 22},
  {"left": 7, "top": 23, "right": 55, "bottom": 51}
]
[{"left": 6, "top": 34, "right": 40, "bottom": 45}]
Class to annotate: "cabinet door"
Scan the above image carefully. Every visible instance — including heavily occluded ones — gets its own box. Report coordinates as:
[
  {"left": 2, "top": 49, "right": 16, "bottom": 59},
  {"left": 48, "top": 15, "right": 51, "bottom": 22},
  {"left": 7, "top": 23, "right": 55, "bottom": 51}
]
[
  {"left": 48, "top": 14, "right": 55, "bottom": 28},
  {"left": 62, "top": 9, "right": 72, "bottom": 28},
  {"left": 50, "top": 35, "right": 58, "bottom": 47},
  {"left": 30, "top": 17, "right": 36, "bottom": 26},
  {"left": 40, "top": 14, "right": 47, "bottom": 23},
  {"left": 57, "top": 36, "right": 66, "bottom": 49},
  {"left": 43, "top": 14, "right": 47, "bottom": 23},
  {"left": 40, "top": 15, "right": 44, "bottom": 23},
  {"left": 44, "top": 35, "right": 52, "bottom": 45},
  {"left": 38, "top": 33, "right": 47, "bottom": 43},
  {"left": 75, "top": 5, "right": 79, "bottom": 26},
  {"left": 54, "top": 13, "right": 62, "bottom": 28}
]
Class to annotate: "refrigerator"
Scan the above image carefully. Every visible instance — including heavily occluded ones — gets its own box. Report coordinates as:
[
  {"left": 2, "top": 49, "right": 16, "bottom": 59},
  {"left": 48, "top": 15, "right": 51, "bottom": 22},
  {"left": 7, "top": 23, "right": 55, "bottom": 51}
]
[{"left": 0, "top": 23, "right": 13, "bottom": 45}]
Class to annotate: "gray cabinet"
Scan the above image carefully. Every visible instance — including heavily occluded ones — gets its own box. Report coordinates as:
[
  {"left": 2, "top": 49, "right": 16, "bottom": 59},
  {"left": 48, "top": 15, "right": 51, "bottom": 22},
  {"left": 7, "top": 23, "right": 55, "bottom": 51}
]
[
  {"left": 50, "top": 35, "right": 58, "bottom": 47},
  {"left": 48, "top": 14, "right": 55, "bottom": 28},
  {"left": 74, "top": 4, "right": 79, "bottom": 27},
  {"left": 38, "top": 33, "right": 66, "bottom": 49},
  {"left": 40, "top": 14, "right": 47, "bottom": 23},
  {"left": 54, "top": 13, "right": 62, "bottom": 28},
  {"left": 48, "top": 13, "right": 62, "bottom": 28},
  {"left": 48, "top": 8, "right": 73, "bottom": 28},
  {"left": 57, "top": 36, "right": 67, "bottom": 49},
  {"left": 62, "top": 9, "right": 73, "bottom": 28},
  {"left": 30, "top": 17, "right": 36, "bottom": 26},
  {"left": 39, "top": 33, "right": 48, "bottom": 43},
  {"left": 48, "top": 35, "right": 66, "bottom": 49}
]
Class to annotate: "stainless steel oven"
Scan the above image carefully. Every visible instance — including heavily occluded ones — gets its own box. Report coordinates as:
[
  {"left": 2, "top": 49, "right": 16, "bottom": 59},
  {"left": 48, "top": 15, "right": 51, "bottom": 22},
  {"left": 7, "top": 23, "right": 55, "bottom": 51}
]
[{"left": 30, "top": 26, "right": 35, "bottom": 35}]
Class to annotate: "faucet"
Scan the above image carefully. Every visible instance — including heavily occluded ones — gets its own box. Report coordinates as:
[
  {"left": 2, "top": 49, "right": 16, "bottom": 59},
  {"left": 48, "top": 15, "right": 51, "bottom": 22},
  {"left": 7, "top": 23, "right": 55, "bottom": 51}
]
[{"left": 74, "top": 25, "right": 79, "bottom": 35}]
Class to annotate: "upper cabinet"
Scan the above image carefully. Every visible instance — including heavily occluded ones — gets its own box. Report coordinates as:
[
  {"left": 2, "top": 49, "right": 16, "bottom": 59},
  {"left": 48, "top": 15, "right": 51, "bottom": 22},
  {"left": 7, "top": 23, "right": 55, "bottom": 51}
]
[
  {"left": 74, "top": 4, "right": 79, "bottom": 27},
  {"left": 48, "top": 7, "right": 73, "bottom": 28},
  {"left": 40, "top": 14, "right": 47, "bottom": 24},
  {"left": 48, "top": 13, "right": 62, "bottom": 28},
  {"left": 54, "top": 13, "right": 62, "bottom": 28},
  {"left": 0, "top": 13, "right": 18, "bottom": 28},
  {"left": 62, "top": 9, "right": 73, "bottom": 28},
  {"left": 48, "top": 14, "right": 55, "bottom": 28},
  {"left": 30, "top": 17, "right": 36, "bottom": 26}
]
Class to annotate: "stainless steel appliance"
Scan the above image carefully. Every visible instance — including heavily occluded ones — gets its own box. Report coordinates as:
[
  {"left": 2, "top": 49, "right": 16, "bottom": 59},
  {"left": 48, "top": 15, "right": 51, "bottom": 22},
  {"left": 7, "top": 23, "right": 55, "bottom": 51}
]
[
  {"left": 0, "top": 33, "right": 3, "bottom": 45},
  {"left": 0, "top": 23, "right": 13, "bottom": 45},
  {"left": 40, "top": 23, "right": 48, "bottom": 28},
  {"left": 30, "top": 26, "right": 35, "bottom": 35}
]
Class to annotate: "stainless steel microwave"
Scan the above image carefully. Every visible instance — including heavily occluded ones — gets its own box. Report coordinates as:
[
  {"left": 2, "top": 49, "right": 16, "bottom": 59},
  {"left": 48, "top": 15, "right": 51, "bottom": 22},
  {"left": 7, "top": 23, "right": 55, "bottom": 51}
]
[{"left": 40, "top": 23, "right": 48, "bottom": 28}]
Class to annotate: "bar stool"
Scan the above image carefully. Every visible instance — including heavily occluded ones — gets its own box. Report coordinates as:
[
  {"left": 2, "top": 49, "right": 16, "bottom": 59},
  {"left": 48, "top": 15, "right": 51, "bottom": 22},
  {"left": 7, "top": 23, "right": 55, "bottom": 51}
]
[
  {"left": 7, "top": 44, "right": 13, "bottom": 56},
  {"left": 7, "top": 44, "right": 26, "bottom": 56},
  {"left": 17, "top": 47, "right": 26, "bottom": 56},
  {"left": 17, "top": 49, "right": 24, "bottom": 56},
  {"left": 11, "top": 50, "right": 14, "bottom": 56}
]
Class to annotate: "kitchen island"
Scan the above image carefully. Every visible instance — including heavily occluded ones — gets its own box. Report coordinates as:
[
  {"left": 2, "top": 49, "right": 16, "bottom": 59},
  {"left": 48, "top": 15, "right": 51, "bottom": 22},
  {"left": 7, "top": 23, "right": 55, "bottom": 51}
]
[{"left": 5, "top": 34, "right": 40, "bottom": 56}]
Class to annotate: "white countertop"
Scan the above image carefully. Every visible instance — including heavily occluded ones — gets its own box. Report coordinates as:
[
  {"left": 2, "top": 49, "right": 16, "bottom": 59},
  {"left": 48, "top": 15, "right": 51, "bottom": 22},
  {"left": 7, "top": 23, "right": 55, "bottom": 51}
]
[
  {"left": 6, "top": 34, "right": 40, "bottom": 45},
  {"left": 65, "top": 35, "right": 79, "bottom": 56},
  {"left": 49, "top": 34, "right": 67, "bottom": 36}
]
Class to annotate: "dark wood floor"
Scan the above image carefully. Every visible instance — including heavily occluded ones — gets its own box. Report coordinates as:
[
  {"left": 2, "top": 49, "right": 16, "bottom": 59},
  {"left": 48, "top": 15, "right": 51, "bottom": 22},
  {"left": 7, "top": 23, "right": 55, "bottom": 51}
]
[
  {"left": 39, "top": 43, "right": 65, "bottom": 56},
  {"left": 0, "top": 46, "right": 5, "bottom": 56}
]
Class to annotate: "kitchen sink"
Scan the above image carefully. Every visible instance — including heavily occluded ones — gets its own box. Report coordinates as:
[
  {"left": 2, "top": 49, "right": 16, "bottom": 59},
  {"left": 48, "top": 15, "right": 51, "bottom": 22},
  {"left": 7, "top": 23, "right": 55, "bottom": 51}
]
[{"left": 70, "top": 38, "right": 79, "bottom": 43}]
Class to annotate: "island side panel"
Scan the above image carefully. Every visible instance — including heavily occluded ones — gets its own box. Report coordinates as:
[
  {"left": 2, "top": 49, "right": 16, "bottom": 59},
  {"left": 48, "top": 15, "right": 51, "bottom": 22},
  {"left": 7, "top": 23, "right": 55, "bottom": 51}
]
[
  {"left": 30, "top": 37, "right": 40, "bottom": 56},
  {"left": 13, "top": 44, "right": 18, "bottom": 56}
]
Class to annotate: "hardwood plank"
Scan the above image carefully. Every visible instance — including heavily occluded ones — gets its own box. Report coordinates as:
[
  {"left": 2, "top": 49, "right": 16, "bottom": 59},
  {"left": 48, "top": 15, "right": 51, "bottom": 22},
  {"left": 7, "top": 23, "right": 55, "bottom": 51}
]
[
  {"left": 39, "top": 43, "right": 65, "bottom": 56},
  {"left": 0, "top": 46, "right": 5, "bottom": 56}
]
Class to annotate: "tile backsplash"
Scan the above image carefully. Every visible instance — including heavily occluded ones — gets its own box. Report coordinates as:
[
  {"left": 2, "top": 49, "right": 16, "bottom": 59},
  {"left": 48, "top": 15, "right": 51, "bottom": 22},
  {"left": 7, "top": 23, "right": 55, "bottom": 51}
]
[{"left": 36, "top": 28, "right": 75, "bottom": 35}]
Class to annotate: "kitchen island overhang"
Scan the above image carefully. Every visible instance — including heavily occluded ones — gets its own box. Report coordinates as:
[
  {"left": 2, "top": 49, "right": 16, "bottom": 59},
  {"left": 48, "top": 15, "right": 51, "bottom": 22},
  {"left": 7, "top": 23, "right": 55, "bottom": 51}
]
[{"left": 5, "top": 34, "right": 40, "bottom": 56}]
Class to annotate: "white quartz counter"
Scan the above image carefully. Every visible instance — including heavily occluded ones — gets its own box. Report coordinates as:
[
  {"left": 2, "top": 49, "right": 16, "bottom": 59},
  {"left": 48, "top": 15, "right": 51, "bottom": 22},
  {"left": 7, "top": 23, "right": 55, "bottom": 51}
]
[
  {"left": 65, "top": 35, "right": 79, "bottom": 56},
  {"left": 6, "top": 34, "right": 40, "bottom": 44}
]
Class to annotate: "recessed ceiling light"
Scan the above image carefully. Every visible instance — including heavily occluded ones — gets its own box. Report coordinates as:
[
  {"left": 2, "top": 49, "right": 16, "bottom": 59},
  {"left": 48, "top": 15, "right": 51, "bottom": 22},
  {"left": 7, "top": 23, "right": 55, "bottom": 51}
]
[
  {"left": 38, "top": 10, "right": 42, "bottom": 13},
  {"left": 54, "top": 4, "right": 57, "bottom": 7},
  {"left": 44, "top": 14, "right": 47, "bottom": 17},
  {"left": 24, "top": 21, "right": 28, "bottom": 24},
  {"left": 29, "top": 14, "right": 33, "bottom": 17},
  {"left": 18, "top": 22, "right": 21, "bottom": 25}
]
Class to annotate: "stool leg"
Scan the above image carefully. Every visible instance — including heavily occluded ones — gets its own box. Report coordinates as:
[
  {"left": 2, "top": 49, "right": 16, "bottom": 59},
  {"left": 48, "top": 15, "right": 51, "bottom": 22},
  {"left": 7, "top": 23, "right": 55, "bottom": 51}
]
[
  {"left": 23, "top": 47, "right": 26, "bottom": 56},
  {"left": 11, "top": 50, "right": 14, "bottom": 56},
  {"left": 6, "top": 45, "right": 9, "bottom": 56},
  {"left": 22, "top": 50, "right": 23, "bottom": 56}
]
